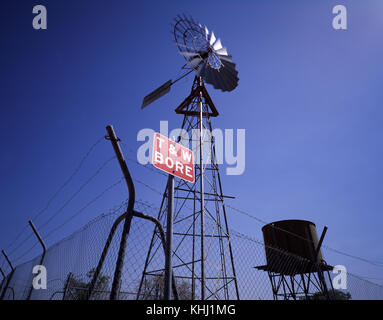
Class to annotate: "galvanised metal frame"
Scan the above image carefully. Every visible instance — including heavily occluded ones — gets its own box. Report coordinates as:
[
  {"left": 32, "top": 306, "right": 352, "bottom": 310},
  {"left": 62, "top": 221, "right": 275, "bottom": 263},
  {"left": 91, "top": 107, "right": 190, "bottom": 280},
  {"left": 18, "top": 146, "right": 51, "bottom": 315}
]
[
  {"left": 266, "top": 265, "right": 334, "bottom": 300},
  {"left": 137, "top": 77, "right": 239, "bottom": 300}
]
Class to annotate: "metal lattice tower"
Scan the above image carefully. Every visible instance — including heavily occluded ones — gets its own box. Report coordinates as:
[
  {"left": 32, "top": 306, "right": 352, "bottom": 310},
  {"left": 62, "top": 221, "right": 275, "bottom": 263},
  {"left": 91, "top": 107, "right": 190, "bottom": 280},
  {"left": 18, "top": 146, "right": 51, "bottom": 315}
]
[{"left": 137, "top": 77, "right": 239, "bottom": 300}]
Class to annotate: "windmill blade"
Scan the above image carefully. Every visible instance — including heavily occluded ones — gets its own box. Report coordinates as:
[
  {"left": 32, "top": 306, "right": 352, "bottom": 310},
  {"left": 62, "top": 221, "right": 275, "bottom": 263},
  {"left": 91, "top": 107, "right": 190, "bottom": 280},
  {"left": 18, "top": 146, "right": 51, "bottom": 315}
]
[
  {"left": 209, "top": 31, "right": 216, "bottom": 46},
  {"left": 183, "top": 14, "right": 202, "bottom": 34},
  {"left": 187, "top": 57, "right": 203, "bottom": 69},
  {"left": 175, "top": 41, "right": 199, "bottom": 52},
  {"left": 206, "top": 69, "right": 238, "bottom": 92},
  {"left": 212, "top": 38, "right": 223, "bottom": 51},
  {"left": 220, "top": 68, "right": 238, "bottom": 89},
  {"left": 221, "top": 59, "right": 237, "bottom": 72},
  {"left": 141, "top": 80, "right": 172, "bottom": 109},
  {"left": 182, "top": 13, "right": 194, "bottom": 29},
  {"left": 176, "top": 15, "right": 191, "bottom": 33},
  {"left": 215, "top": 47, "right": 228, "bottom": 56},
  {"left": 226, "top": 64, "right": 239, "bottom": 79},
  {"left": 223, "top": 67, "right": 239, "bottom": 82},
  {"left": 201, "top": 62, "right": 215, "bottom": 85},
  {"left": 221, "top": 60, "right": 239, "bottom": 79},
  {"left": 172, "top": 22, "right": 183, "bottom": 35},
  {"left": 180, "top": 51, "right": 199, "bottom": 58},
  {"left": 171, "top": 14, "right": 239, "bottom": 93},
  {"left": 201, "top": 57, "right": 239, "bottom": 92},
  {"left": 210, "top": 71, "right": 222, "bottom": 90},
  {"left": 218, "top": 54, "right": 233, "bottom": 62},
  {"left": 219, "top": 69, "right": 233, "bottom": 90},
  {"left": 190, "top": 15, "right": 200, "bottom": 29},
  {"left": 204, "top": 26, "right": 209, "bottom": 40},
  {"left": 220, "top": 63, "right": 239, "bottom": 90}
]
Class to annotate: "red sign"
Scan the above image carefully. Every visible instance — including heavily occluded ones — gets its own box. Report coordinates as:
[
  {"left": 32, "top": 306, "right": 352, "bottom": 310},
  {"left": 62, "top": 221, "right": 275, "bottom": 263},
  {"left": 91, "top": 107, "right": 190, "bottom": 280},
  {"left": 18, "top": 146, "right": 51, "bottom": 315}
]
[{"left": 152, "top": 133, "right": 195, "bottom": 183}]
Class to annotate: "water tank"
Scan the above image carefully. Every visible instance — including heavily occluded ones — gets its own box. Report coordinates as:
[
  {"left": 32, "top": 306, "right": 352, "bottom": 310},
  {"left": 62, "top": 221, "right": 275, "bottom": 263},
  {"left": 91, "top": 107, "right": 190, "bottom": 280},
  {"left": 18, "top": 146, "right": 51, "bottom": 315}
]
[{"left": 262, "top": 220, "right": 323, "bottom": 274}]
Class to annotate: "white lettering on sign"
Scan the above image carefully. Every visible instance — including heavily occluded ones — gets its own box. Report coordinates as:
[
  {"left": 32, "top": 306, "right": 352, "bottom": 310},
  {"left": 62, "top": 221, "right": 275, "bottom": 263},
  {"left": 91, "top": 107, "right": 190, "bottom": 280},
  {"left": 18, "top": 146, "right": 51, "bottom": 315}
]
[
  {"left": 137, "top": 121, "right": 246, "bottom": 176},
  {"left": 156, "top": 136, "right": 165, "bottom": 149},
  {"left": 152, "top": 133, "right": 195, "bottom": 183},
  {"left": 182, "top": 150, "right": 192, "bottom": 163}
]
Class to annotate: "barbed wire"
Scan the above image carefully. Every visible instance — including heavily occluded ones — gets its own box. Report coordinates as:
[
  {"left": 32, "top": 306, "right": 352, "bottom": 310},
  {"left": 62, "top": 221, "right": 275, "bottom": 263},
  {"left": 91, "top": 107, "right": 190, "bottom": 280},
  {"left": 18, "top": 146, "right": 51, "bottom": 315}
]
[
  {"left": 3, "top": 225, "right": 30, "bottom": 254},
  {"left": 226, "top": 204, "right": 383, "bottom": 268},
  {"left": 6, "top": 155, "right": 116, "bottom": 261},
  {"left": 231, "top": 202, "right": 383, "bottom": 269},
  {"left": 126, "top": 156, "right": 167, "bottom": 177},
  {"left": 4, "top": 191, "right": 383, "bottom": 299},
  {"left": 118, "top": 139, "right": 383, "bottom": 270},
  {"left": 32, "top": 136, "right": 106, "bottom": 223},
  {"left": 46, "top": 198, "right": 130, "bottom": 253},
  {"left": 6, "top": 197, "right": 165, "bottom": 273},
  {"left": 3, "top": 136, "right": 106, "bottom": 257},
  {"left": 12, "top": 241, "right": 40, "bottom": 265},
  {"left": 230, "top": 227, "right": 383, "bottom": 290},
  {"left": 6, "top": 198, "right": 383, "bottom": 299},
  {"left": 7, "top": 233, "right": 35, "bottom": 260},
  {"left": 122, "top": 163, "right": 383, "bottom": 270},
  {"left": 322, "top": 245, "right": 383, "bottom": 267},
  {"left": 43, "top": 177, "right": 126, "bottom": 241},
  {"left": 37, "top": 156, "right": 116, "bottom": 232},
  {"left": 133, "top": 178, "right": 164, "bottom": 196},
  {"left": 11, "top": 177, "right": 125, "bottom": 265},
  {"left": 3, "top": 133, "right": 383, "bottom": 296}
]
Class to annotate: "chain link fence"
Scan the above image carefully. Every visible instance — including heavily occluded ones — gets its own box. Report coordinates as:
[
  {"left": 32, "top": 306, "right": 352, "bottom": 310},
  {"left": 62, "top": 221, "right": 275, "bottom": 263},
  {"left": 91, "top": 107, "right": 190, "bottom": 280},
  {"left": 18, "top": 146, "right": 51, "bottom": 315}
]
[{"left": 1, "top": 201, "right": 382, "bottom": 300}]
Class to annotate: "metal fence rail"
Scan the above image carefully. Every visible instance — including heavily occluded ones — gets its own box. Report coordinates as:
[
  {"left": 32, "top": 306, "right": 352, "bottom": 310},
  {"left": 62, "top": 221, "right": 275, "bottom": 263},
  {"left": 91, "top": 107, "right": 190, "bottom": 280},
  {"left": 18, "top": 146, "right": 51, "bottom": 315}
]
[{"left": 1, "top": 201, "right": 382, "bottom": 300}]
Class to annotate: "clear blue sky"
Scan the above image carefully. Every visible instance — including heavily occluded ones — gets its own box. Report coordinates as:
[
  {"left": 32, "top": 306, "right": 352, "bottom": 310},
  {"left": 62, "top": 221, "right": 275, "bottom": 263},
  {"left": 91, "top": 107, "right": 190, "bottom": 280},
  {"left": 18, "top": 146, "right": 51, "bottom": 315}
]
[{"left": 1, "top": 0, "right": 383, "bottom": 286}]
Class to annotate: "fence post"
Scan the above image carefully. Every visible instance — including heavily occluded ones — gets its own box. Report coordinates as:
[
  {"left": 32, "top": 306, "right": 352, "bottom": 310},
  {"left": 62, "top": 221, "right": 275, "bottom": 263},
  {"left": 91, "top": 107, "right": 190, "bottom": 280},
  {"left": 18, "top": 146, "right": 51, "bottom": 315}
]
[
  {"left": 62, "top": 272, "right": 73, "bottom": 300},
  {"left": 87, "top": 209, "right": 179, "bottom": 300},
  {"left": 0, "top": 267, "right": 5, "bottom": 290},
  {"left": 26, "top": 220, "right": 47, "bottom": 300},
  {"left": 164, "top": 174, "right": 174, "bottom": 300},
  {"left": 0, "top": 250, "right": 15, "bottom": 300},
  {"left": 105, "top": 125, "right": 136, "bottom": 300}
]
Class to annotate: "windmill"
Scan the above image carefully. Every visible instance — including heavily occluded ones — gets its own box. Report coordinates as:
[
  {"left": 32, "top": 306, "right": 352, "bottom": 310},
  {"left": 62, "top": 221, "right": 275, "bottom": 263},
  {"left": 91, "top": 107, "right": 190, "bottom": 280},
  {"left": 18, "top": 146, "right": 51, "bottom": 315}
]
[{"left": 137, "top": 14, "right": 240, "bottom": 300}]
